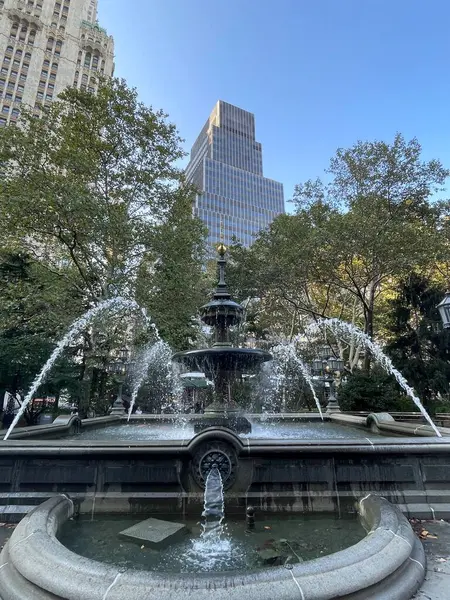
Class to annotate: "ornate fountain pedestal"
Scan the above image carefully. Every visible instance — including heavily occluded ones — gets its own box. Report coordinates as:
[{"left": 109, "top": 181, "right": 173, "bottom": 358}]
[
  {"left": 173, "top": 245, "right": 271, "bottom": 435},
  {"left": 193, "top": 401, "right": 252, "bottom": 434}
]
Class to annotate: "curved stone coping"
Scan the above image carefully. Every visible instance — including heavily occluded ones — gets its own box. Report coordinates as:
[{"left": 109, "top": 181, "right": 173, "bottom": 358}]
[
  {"left": 0, "top": 494, "right": 425, "bottom": 600},
  {"left": 0, "top": 415, "right": 87, "bottom": 440},
  {"left": 2, "top": 435, "right": 450, "bottom": 457},
  {"left": 330, "top": 412, "right": 450, "bottom": 437}
]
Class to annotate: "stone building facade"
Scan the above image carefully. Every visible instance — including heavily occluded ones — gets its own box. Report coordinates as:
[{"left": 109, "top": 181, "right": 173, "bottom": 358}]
[{"left": 0, "top": 0, "right": 114, "bottom": 126}]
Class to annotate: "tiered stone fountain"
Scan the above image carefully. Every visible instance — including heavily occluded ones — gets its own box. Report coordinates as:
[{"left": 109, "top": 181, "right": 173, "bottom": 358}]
[{"left": 172, "top": 244, "right": 271, "bottom": 434}]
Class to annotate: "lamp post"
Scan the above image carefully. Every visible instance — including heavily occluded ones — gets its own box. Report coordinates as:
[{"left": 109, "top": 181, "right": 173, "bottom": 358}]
[
  {"left": 437, "top": 292, "right": 450, "bottom": 329},
  {"left": 108, "top": 347, "right": 130, "bottom": 415},
  {"left": 311, "top": 351, "right": 345, "bottom": 414}
]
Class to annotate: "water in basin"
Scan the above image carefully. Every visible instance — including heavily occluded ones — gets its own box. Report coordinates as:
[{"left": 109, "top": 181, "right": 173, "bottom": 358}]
[
  {"left": 58, "top": 512, "right": 366, "bottom": 573},
  {"left": 65, "top": 420, "right": 378, "bottom": 441}
]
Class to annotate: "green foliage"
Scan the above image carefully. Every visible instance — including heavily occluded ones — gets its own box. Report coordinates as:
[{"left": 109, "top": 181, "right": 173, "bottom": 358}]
[
  {"left": 337, "top": 368, "right": 412, "bottom": 412},
  {"left": 0, "top": 78, "right": 198, "bottom": 303},
  {"left": 384, "top": 273, "right": 450, "bottom": 411},
  {"left": 230, "top": 134, "right": 449, "bottom": 373},
  {"left": 0, "top": 79, "right": 206, "bottom": 416},
  {"left": 136, "top": 190, "right": 206, "bottom": 350}
]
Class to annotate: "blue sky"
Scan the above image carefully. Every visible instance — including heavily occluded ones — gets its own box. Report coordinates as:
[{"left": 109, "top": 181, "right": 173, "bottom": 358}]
[{"left": 98, "top": 0, "right": 450, "bottom": 208}]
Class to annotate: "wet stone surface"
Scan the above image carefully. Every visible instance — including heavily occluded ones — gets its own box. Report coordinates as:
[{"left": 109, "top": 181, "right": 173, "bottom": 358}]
[{"left": 119, "top": 517, "right": 187, "bottom": 549}]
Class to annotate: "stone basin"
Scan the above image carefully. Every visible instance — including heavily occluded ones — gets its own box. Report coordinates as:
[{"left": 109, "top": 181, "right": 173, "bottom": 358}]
[{"left": 0, "top": 493, "right": 425, "bottom": 599}]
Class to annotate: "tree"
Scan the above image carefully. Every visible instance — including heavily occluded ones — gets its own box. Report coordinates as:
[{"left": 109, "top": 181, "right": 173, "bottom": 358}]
[
  {"left": 229, "top": 134, "right": 448, "bottom": 370},
  {"left": 0, "top": 78, "right": 202, "bottom": 305},
  {"left": 337, "top": 368, "right": 411, "bottom": 412},
  {"left": 0, "top": 249, "right": 82, "bottom": 420},
  {"left": 0, "top": 79, "right": 206, "bottom": 415},
  {"left": 136, "top": 190, "right": 206, "bottom": 350},
  {"left": 294, "top": 135, "right": 447, "bottom": 367},
  {"left": 384, "top": 273, "right": 450, "bottom": 412}
]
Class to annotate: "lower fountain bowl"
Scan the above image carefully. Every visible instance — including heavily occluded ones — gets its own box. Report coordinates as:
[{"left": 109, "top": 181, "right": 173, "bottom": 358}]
[{"left": 0, "top": 494, "right": 425, "bottom": 600}]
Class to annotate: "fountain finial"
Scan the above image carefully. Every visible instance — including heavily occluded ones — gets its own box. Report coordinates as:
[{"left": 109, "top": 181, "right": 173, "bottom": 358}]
[{"left": 217, "top": 243, "right": 227, "bottom": 257}]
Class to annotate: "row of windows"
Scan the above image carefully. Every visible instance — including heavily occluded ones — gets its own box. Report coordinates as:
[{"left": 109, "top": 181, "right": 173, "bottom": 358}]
[
  {"left": 47, "top": 38, "right": 63, "bottom": 54},
  {"left": 1, "top": 39, "right": 31, "bottom": 105},
  {"left": 199, "top": 194, "right": 280, "bottom": 222},
  {"left": 200, "top": 209, "right": 272, "bottom": 233},
  {"left": 212, "top": 129, "right": 263, "bottom": 175},
  {"left": 10, "top": 21, "right": 36, "bottom": 46}
]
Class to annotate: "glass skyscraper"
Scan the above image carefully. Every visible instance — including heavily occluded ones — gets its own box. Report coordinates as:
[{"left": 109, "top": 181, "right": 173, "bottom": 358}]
[{"left": 185, "top": 100, "right": 284, "bottom": 249}]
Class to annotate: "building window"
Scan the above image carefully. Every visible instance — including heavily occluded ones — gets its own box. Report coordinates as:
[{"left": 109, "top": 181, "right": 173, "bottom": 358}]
[
  {"left": 5, "top": 93, "right": 12, "bottom": 100},
  {"left": 2, "top": 106, "right": 9, "bottom": 114},
  {"left": 6, "top": 47, "right": 13, "bottom": 55},
  {"left": 36, "top": 92, "right": 43, "bottom": 99},
  {"left": 49, "top": 73, "right": 56, "bottom": 81},
  {"left": 47, "top": 83, "right": 54, "bottom": 90},
  {"left": 17, "top": 85, "right": 24, "bottom": 93},
  {"left": 25, "top": 53, "right": 32, "bottom": 60},
  {"left": 15, "top": 95, "right": 22, "bottom": 102},
  {"left": 41, "top": 70, "right": 48, "bottom": 77},
  {"left": 12, "top": 108, "right": 19, "bottom": 117},
  {"left": 0, "top": 118, "right": 7, "bottom": 127}
]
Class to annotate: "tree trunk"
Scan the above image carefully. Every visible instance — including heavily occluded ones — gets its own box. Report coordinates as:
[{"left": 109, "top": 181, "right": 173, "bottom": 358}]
[
  {"left": 79, "top": 367, "right": 93, "bottom": 418},
  {"left": 363, "top": 284, "right": 376, "bottom": 372}
]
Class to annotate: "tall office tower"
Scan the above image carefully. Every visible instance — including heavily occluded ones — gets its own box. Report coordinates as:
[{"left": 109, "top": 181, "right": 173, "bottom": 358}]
[
  {"left": 185, "top": 100, "right": 284, "bottom": 249},
  {"left": 0, "top": 0, "right": 114, "bottom": 126}
]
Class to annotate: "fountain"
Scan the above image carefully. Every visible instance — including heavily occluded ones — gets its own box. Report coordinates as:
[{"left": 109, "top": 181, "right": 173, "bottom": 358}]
[
  {"left": 3, "top": 297, "right": 142, "bottom": 441},
  {"left": 1, "top": 246, "right": 449, "bottom": 599},
  {"left": 172, "top": 244, "right": 271, "bottom": 433},
  {"left": 304, "top": 318, "right": 442, "bottom": 437}
]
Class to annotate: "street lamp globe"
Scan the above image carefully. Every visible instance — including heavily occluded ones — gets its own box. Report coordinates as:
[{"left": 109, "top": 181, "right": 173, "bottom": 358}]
[
  {"left": 311, "top": 359, "right": 323, "bottom": 374},
  {"left": 437, "top": 292, "right": 450, "bottom": 329},
  {"left": 328, "top": 357, "right": 345, "bottom": 372}
]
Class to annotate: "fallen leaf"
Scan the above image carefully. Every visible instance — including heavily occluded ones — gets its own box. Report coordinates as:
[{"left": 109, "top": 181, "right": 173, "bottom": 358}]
[
  {"left": 264, "top": 526, "right": 271, "bottom": 530},
  {"left": 427, "top": 534, "right": 438, "bottom": 539},
  {"left": 140, "top": 545, "right": 145, "bottom": 549}
]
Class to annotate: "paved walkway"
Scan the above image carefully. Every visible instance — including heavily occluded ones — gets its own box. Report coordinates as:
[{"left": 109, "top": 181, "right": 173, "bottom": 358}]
[
  {"left": 1, "top": 519, "right": 449, "bottom": 598},
  {"left": 412, "top": 519, "right": 450, "bottom": 599}
]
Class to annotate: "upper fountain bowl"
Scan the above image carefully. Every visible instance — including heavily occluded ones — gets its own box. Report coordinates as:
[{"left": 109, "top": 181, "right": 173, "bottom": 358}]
[
  {"left": 200, "top": 298, "right": 244, "bottom": 328},
  {"left": 172, "top": 347, "right": 272, "bottom": 375}
]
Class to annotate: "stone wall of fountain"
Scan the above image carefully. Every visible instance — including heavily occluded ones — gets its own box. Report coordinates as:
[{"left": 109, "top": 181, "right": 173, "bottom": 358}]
[{"left": 1, "top": 425, "right": 450, "bottom": 521}]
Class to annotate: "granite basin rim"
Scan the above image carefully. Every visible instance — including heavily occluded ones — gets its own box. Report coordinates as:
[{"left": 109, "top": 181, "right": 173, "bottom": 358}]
[{"left": 0, "top": 494, "right": 425, "bottom": 599}]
